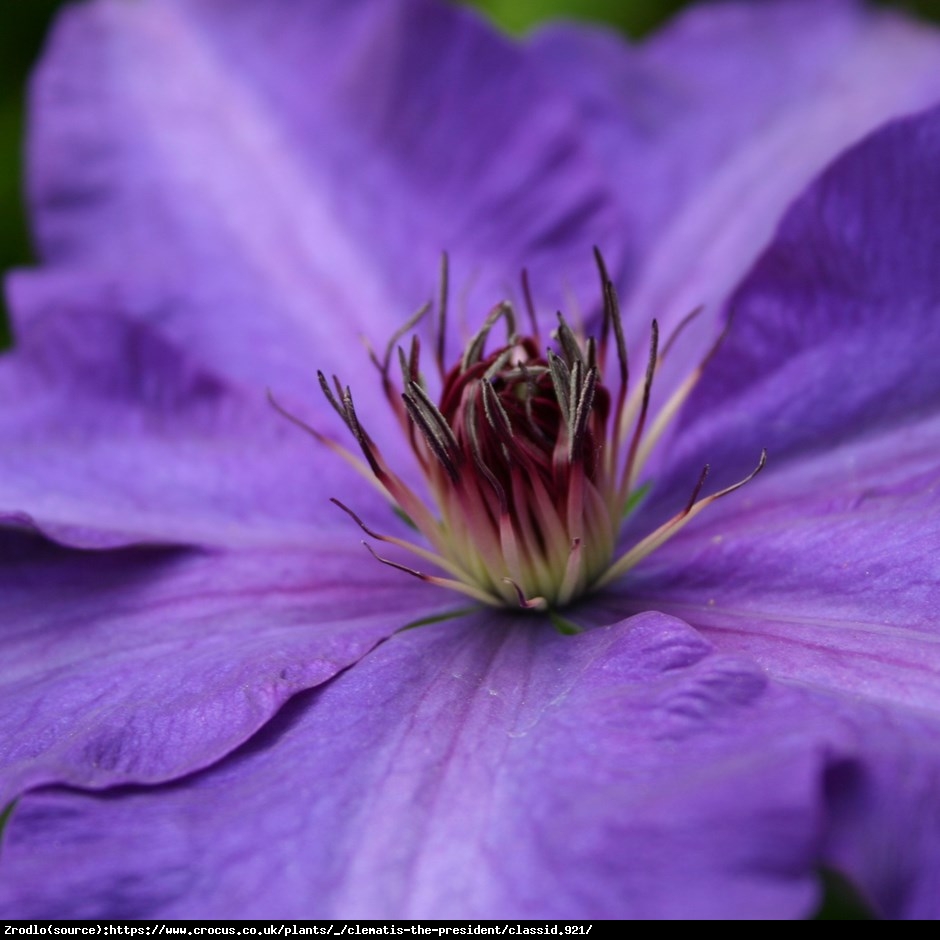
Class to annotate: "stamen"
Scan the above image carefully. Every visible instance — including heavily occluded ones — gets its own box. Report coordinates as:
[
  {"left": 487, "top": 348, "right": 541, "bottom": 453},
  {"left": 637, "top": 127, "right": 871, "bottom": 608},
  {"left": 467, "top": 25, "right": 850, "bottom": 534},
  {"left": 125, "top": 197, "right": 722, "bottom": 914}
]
[
  {"left": 585, "top": 335, "right": 598, "bottom": 372},
  {"left": 407, "top": 381, "right": 460, "bottom": 456},
  {"left": 462, "top": 301, "right": 515, "bottom": 370},
  {"left": 278, "top": 251, "right": 766, "bottom": 613},
  {"left": 547, "top": 351, "right": 572, "bottom": 425},
  {"left": 556, "top": 312, "right": 583, "bottom": 367},
  {"left": 567, "top": 358, "right": 583, "bottom": 437},
  {"left": 363, "top": 541, "right": 498, "bottom": 606},
  {"left": 621, "top": 319, "right": 659, "bottom": 499},
  {"left": 683, "top": 464, "right": 711, "bottom": 514},
  {"left": 660, "top": 304, "right": 704, "bottom": 359},
  {"left": 377, "top": 301, "right": 431, "bottom": 385},
  {"left": 330, "top": 497, "right": 468, "bottom": 579},
  {"left": 502, "top": 576, "right": 548, "bottom": 610},
  {"left": 435, "top": 252, "right": 449, "bottom": 378},
  {"left": 593, "top": 247, "right": 628, "bottom": 392},
  {"left": 401, "top": 387, "right": 460, "bottom": 483},
  {"left": 598, "top": 449, "right": 768, "bottom": 587},
  {"left": 632, "top": 314, "right": 733, "bottom": 479},
  {"left": 481, "top": 379, "right": 514, "bottom": 443},
  {"left": 558, "top": 537, "right": 584, "bottom": 606},
  {"left": 520, "top": 268, "right": 540, "bottom": 340},
  {"left": 316, "top": 370, "right": 349, "bottom": 426},
  {"left": 340, "top": 385, "right": 384, "bottom": 478},
  {"left": 483, "top": 346, "right": 517, "bottom": 381},
  {"left": 472, "top": 448, "right": 507, "bottom": 512},
  {"left": 570, "top": 366, "right": 598, "bottom": 459},
  {"left": 407, "top": 336, "right": 421, "bottom": 386}
]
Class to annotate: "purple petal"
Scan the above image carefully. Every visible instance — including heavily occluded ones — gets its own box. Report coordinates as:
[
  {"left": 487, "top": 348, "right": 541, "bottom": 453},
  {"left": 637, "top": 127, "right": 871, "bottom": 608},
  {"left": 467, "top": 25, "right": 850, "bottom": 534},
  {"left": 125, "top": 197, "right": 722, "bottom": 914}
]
[
  {"left": 619, "top": 410, "right": 940, "bottom": 713},
  {"left": 820, "top": 707, "right": 940, "bottom": 919},
  {"left": 0, "top": 532, "right": 443, "bottom": 805},
  {"left": 531, "top": 0, "right": 940, "bottom": 339},
  {"left": 663, "top": 101, "right": 940, "bottom": 489},
  {"left": 0, "top": 276, "right": 393, "bottom": 548},
  {"left": 1, "top": 612, "right": 855, "bottom": 919},
  {"left": 23, "top": 0, "right": 623, "bottom": 403}
]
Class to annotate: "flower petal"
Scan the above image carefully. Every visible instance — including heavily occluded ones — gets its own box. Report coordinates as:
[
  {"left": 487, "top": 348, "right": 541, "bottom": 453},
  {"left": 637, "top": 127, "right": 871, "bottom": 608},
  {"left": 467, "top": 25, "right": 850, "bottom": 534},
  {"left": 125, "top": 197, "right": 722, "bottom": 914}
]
[
  {"left": 24, "top": 0, "right": 622, "bottom": 402},
  {"left": 820, "top": 706, "right": 940, "bottom": 919},
  {"left": 0, "top": 531, "right": 442, "bottom": 806},
  {"left": 619, "top": 410, "right": 940, "bottom": 713},
  {"left": 1, "top": 611, "right": 856, "bottom": 919},
  {"left": 530, "top": 0, "right": 940, "bottom": 339},
  {"left": 0, "top": 275, "right": 390, "bottom": 548},
  {"left": 666, "top": 100, "right": 940, "bottom": 487}
]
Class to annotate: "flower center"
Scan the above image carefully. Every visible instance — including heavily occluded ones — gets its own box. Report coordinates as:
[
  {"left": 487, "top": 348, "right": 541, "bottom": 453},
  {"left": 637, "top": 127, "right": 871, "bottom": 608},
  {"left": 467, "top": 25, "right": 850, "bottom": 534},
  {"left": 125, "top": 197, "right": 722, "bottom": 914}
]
[
  {"left": 405, "top": 309, "right": 617, "bottom": 608},
  {"left": 272, "top": 250, "right": 764, "bottom": 612}
]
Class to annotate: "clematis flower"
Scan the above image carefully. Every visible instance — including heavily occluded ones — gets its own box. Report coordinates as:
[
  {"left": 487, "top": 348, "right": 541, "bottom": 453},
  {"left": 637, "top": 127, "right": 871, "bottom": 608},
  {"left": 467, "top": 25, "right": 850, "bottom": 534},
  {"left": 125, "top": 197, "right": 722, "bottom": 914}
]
[{"left": 4, "top": 0, "right": 940, "bottom": 919}]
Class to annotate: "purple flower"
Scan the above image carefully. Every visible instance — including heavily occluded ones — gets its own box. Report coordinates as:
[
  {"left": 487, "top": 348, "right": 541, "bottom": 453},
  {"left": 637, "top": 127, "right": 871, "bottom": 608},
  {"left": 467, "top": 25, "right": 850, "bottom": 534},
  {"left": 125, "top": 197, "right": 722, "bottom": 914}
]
[{"left": 3, "top": 0, "right": 940, "bottom": 919}]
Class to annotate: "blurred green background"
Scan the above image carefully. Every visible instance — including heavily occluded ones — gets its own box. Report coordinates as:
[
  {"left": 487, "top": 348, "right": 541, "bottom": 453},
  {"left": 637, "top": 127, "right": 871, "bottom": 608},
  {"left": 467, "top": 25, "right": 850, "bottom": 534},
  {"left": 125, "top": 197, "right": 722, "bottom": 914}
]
[{"left": 1, "top": 0, "right": 939, "bottom": 346}]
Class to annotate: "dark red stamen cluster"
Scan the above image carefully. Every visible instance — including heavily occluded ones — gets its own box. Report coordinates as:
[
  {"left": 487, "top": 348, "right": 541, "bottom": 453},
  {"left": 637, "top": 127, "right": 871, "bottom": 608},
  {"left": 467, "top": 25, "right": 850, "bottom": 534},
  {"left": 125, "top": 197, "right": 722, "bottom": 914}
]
[{"left": 273, "top": 251, "right": 765, "bottom": 611}]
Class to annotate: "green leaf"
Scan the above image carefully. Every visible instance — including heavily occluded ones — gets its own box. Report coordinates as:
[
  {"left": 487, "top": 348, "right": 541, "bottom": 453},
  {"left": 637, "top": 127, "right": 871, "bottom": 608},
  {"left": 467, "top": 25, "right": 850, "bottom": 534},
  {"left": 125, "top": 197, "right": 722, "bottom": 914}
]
[
  {"left": 548, "top": 609, "right": 583, "bottom": 635},
  {"left": 0, "top": 800, "right": 17, "bottom": 852},
  {"left": 392, "top": 506, "right": 419, "bottom": 530},
  {"left": 399, "top": 606, "right": 477, "bottom": 631},
  {"left": 623, "top": 480, "right": 652, "bottom": 518},
  {"left": 813, "top": 867, "right": 876, "bottom": 920}
]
